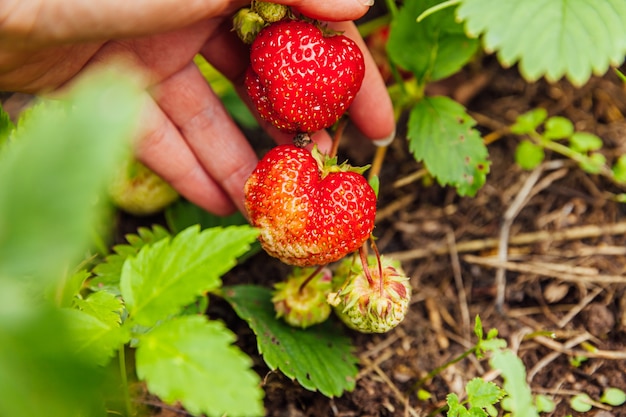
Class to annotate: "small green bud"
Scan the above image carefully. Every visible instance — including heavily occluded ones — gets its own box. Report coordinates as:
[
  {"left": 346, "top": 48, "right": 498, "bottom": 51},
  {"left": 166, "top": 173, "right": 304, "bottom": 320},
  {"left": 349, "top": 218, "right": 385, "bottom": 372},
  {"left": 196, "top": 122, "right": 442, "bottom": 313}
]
[
  {"left": 253, "top": 1, "right": 289, "bottom": 23},
  {"left": 272, "top": 267, "right": 333, "bottom": 328},
  {"left": 329, "top": 256, "right": 411, "bottom": 333},
  {"left": 232, "top": 8, "right": 266, "bottom": 44}
]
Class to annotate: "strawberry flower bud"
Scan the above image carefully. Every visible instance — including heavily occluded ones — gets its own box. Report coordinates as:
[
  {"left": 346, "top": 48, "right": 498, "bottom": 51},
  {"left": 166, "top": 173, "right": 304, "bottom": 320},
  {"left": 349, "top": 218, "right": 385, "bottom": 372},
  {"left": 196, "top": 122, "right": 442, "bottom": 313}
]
[
  {"left": 272, "top": 267, "right": 333, "bottom": 328},
  {"left": 328, "top": 256, "right": 411, "bottom": 333}
]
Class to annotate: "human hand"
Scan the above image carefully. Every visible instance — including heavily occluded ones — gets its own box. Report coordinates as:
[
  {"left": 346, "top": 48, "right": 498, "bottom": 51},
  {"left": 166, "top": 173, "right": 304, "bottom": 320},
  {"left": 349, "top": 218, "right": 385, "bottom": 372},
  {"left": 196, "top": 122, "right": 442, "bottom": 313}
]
[{"left": 0, "top": 0, "right": 395, "bottom": 216}]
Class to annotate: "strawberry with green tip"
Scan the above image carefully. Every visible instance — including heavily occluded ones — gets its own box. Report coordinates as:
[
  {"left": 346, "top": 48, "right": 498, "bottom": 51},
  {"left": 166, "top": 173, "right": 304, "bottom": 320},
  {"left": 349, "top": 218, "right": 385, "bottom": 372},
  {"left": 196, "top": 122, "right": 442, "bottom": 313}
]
[
  {"left": 272, "top": 266, "right": 333, "bottom": 328},
  {"left": 244, "top": 144, "right": 376, "bottom": 266},
  {"left": 245, "top": 19, "right": 365, "bottom": 133},
  {"left": 328, "top": 255, "right": 411, "bottom": 333}
]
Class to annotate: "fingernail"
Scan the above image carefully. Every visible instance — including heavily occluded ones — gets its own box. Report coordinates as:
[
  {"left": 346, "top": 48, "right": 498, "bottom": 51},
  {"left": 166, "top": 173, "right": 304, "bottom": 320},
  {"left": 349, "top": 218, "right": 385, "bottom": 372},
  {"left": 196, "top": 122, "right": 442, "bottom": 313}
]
[
  {"left": 359, "top": 0, "right": 375, "bottom": 6},
  {"left": 372, "top": 128, "right": 395, "bottom": 147}
]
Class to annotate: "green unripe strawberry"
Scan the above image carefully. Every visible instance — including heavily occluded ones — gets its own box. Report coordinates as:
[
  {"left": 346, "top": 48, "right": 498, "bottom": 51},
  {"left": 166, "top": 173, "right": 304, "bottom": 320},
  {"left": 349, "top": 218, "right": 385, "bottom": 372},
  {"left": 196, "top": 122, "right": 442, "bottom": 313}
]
[
  {"left": 108, "top": 157, "right": 179, "bottom": 216},
  {"left": 328, "top": 256, "right": 411, "bottom": 333},
  {"left": 272, "top": 267, "right": 333, "bottom": 328},
  {"left": 254, "top": 1, "right": 288, "bottom": 23}
]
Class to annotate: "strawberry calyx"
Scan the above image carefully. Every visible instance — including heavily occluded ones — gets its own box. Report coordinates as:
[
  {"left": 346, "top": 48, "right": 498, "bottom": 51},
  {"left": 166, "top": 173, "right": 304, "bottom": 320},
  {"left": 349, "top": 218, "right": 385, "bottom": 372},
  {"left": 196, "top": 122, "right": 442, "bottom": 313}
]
[
  {"left": 253, "top": 1, "right": 289, "bottom": 23},
  {"left": 234, "top": 2, "right": 344, "bottom": 45},
  {"left": 310, "top": 145, "right": 371, "bottom": 179},
  {"left": 232, "top": 8, "right": 266, "bottom": 44}
]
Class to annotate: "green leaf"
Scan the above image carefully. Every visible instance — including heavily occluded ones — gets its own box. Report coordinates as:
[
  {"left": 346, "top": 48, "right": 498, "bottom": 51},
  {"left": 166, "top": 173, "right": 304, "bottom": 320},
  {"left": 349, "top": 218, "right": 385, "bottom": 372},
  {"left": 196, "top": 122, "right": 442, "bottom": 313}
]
[
  {"left": 0, "top": 67, "right": 142, "bottom": 282},
  {"left": 55, "top": 269, "right": 91, "bottom": 308},
  {"left": 446, "top": 393, "right": 468, "bottom": 417},
  {"left": 368, "top": 175, "right": 380, "bottom": 198},
  {"left": 543, "top": 116, "right": 574, "bottom": 140},
  {"left": 600, "top": 387, "right": 626, "bottom": 406},
  {"left": 90, "top": 225, "right": 171, "bottom": 292},
  {"left": 570, "top": 393, "right": 593, "bottom": 412},
  {"left": 63, "top": 308, "right": 129, "bottom": 366},
  {"left": 165, "top": 199, "right": 248, "bottom": 233},
  {"left": 473, "top": 315, "right": 483, "bottom": 340},
  {"left": 0, "top": 285, "right": 106, "bottom": 417},
  {"left": 515, "top": 140, "right": 545, "bottom": 170},
  {"left": 121, "top": 225, "right": 258, "bottom": 326},
  {"left": 387, "top": 0, "right": 480, "bottom": 84},
  {"left": 75, "top": 290, "right": 124, "bottom": 326},
  {"left": 408, "top": 96, "right": 489, "bottom": 196},
  {"left": 222, "top": 285, "right": 359, "bottom": 397},
  {"left": 579, "top": 152, "right": 606, "bottom": 174},
  {"left": 135, "top": 315, "right": 264, "bottom": 417},
  {"left": 0, "top": 103, "right": 15, "bottom": 145},
  {"left": 489, "top": 350, "right": 539, "bottom": 417},
  {"left": 457, "top": 0, "right": 626, "bottom": 86},
  {"left": 569, "top": 132, "right": 603, "bottom": 152},
  {"left": 510, "top": 108, "right": 548, "bottom": 135},
  {"left": 612, "top": 154, "right": 626, "bottom": 183},
  {"left": 535, "top": 394, "right": 556, "bottom": 412},
  {"left": 466, "top": 378, "right": 505, "bottom": 409}
]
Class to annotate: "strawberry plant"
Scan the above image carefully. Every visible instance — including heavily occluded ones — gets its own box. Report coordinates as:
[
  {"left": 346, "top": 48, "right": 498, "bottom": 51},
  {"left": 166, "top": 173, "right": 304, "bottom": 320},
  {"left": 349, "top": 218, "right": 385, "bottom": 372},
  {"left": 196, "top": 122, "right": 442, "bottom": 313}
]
[
  {"left": 366, "top": 0, "right": 626, "bottom": 196},
  {"left": 510, "top": 109, "right": 626, "bottom": 200},
  {"left": 0, "top": 66, "right": 367, "bottom": 417},
  {"left": 0, "top": 69, "right": 270, "bottom": 417},
  {"left": 4, "top": 0, "right": 626, "bottom": 415}
]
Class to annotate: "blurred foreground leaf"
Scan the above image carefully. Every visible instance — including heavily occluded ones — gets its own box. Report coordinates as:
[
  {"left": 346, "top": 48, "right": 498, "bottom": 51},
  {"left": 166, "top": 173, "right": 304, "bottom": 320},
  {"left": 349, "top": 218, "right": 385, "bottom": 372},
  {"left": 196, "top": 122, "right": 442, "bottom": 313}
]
[
  {"left": 0, "top": 67, "right": 144, "bottom": 417},
  {"left": 0, "top": 67, "right": 142, "bottom": 281}
]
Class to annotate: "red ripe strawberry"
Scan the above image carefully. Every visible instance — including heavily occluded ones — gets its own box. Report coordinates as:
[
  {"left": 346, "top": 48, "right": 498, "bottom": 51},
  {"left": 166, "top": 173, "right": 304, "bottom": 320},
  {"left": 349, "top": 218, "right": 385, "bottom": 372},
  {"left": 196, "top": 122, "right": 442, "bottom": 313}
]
[
  {"left": 245, "top": 20, "right": 365, "bottom": 133},
  {"left": 244, "top": 144, "right": 376, "bottom": 266}
]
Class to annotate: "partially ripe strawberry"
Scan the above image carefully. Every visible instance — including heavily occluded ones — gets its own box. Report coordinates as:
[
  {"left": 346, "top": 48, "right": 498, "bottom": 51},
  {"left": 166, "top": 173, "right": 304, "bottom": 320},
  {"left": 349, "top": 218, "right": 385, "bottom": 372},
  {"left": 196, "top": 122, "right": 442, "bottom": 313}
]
[
  {"left": 245, "top": 19, "right": 365, "bottom": 133},
  {"left": 244, "top": 144, "right": 376, "bottom": 266},
  {"left": 328, "top": 256, "right": 411, "bottom": 333},
  {"left": 272, "top": 267, "right": 333, "bottom": 328}
]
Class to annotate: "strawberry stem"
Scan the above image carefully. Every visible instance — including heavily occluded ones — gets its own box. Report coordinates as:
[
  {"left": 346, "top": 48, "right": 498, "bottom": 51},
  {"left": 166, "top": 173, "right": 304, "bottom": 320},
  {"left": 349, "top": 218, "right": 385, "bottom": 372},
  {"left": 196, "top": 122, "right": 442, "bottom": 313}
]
[
  {"left": 370, "top": 237, "right": 384, "bottom": 297},
  {"left": 358, "top": 245, "right": 375, "bottom": 286},
  {"left": 329, "top": 118, "right": 348, "bottom": 159},
  {"left": 298, "top": 264, "right": 326, "bottom": 294},
  {"left": 369, "top": 145, "right": 387, "bottom": 182}
]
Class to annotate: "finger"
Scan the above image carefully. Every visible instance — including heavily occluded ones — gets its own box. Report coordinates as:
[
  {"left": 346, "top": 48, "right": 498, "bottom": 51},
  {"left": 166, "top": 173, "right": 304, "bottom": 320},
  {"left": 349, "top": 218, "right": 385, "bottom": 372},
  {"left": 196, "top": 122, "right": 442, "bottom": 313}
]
[
  {"left": 4, "top": 0, "right": 372, "bottom": 46},
  {"left": 275, "top": 0, "right": 374, "bottom": 21},
  {"left": 330, "top": 21, "right": 396, "bottom": 144},
  {"left": 151, "top": 60, "right": 261, "bottom": 214},
  {"left": 2, "top": 0, "right": 244, "bottom": 46},
  {"left": 84, "top": 20, "right": 215, "bottom": 87},
  {"left": 135, "top": 96, "right": 239, "bottom": 215}
]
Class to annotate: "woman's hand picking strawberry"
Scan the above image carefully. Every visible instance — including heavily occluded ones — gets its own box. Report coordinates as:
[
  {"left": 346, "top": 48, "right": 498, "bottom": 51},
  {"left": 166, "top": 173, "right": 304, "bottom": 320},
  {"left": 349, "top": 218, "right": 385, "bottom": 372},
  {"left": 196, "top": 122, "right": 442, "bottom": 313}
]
[{"left": 0, "top": 0, "right": 395, "bottom": 216}]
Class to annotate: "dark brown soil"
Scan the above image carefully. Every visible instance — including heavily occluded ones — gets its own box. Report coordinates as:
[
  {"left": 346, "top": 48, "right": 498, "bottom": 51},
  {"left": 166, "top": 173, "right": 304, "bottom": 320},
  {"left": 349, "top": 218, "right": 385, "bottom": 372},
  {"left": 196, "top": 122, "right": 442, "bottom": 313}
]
[{"left": 213, "top": 63, "right": 626, "bottom": 417}]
